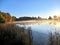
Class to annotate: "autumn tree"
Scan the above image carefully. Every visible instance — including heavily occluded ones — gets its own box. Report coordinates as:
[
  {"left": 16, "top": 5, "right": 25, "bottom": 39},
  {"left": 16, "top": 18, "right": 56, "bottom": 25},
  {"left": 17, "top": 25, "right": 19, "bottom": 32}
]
[
  {"left": 0, "top": 11, "right": 12, "bottom": 23},
  {"left": 4, "top": 13, "right": 11, "bottom": 22}
]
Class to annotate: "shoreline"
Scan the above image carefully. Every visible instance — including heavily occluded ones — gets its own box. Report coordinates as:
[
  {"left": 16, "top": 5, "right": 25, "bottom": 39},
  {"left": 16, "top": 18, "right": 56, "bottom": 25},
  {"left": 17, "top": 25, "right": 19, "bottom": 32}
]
[
  {"left": 11, "top": 20, "right": 60, "bottom": 24},
  {"left": 0, "top": 20, "right": 60, "bottom": 24}
]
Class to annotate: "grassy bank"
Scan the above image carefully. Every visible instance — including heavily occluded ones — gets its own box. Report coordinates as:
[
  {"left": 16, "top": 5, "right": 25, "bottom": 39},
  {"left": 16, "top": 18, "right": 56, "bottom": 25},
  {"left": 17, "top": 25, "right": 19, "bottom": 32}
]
[{"left": 0, "top": 23, "right": 33, "bottom": 45}]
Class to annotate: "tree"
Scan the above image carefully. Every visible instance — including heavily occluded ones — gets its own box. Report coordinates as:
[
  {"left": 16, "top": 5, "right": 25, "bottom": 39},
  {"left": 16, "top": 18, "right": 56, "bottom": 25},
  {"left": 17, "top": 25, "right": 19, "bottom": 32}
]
[
  {"left": 38, "top": 16, "right": 41, "bottom": 19},
  {"left": 12, "top": 16, "right": 16, "bottom": 21},
  {"left": 0, "top": 12, "right": 5, "bottom": 23},
  {"left": 5, "top": 13, "right": 11, "bottom": 22},
  {"left": 53, "top": 15, "right": 57, "bottom": 20},
  {"left": 48, "top": 16, "right": 52, "bottom": 20}
]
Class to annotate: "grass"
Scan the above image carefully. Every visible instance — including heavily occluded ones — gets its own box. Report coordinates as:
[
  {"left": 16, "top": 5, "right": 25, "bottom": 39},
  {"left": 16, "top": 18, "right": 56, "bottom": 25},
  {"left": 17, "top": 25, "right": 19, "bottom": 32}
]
[
  {"left": 0, "top": 23, "right": 33, "bottom": 45},
  {"left": 49, "top": 31, "right": 60, "bottom": 45}
]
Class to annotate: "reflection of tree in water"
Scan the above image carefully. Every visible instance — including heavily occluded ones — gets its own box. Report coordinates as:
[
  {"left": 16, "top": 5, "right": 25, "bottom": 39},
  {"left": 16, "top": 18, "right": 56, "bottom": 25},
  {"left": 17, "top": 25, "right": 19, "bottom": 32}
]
[{"left": 48, "top": 21, "right": 60, "bottom": 29}]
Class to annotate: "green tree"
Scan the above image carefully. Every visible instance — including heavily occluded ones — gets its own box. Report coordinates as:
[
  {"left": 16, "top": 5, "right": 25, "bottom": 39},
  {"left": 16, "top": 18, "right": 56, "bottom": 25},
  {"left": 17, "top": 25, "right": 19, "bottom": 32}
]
[
  {"left": 38, "top": 16, "right": 41, "bottom": 19},
  {"left": 0, "top": 12, "right": 5, "bottom": 23},
  {"left": 12, "top": 16, "right": 16, "bottom": 21},
  {"left": 48, "top": 16, "right": 52, "bottom": 20}
]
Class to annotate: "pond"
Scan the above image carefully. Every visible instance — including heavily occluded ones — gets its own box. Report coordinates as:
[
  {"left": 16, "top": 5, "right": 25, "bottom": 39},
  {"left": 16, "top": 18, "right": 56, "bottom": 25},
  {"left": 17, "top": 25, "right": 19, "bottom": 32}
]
[{"left": 16, "top": 21, "right": 60, "bottom": 45}]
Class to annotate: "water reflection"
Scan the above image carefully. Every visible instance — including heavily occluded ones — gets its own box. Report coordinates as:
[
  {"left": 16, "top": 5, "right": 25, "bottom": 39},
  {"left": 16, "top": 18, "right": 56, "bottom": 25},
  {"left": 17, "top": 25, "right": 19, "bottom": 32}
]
[
  {"left": 16, "top": 21, "right": 60, "bottom": 45},
  {"left": 48, "top": 21, "right": 60, "bottom": 27}
]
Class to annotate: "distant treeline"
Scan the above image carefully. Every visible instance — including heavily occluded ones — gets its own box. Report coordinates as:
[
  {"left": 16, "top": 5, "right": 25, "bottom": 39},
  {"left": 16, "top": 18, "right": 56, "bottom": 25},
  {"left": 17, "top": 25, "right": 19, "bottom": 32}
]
[
  {"left": 16, "top": 17, "right": 42, "bottom": 21},
  {"left": 16, "top": 15, "right": 60, "bottom": 21},
  {"left": 1, "top": 11, "right": 59, "bottom": 23},
  {"left": 0, "top": 11, "right": 47, "bottom": 23},
  {"left": 16, "top": 16, "right": 48, "bottom": 21}
]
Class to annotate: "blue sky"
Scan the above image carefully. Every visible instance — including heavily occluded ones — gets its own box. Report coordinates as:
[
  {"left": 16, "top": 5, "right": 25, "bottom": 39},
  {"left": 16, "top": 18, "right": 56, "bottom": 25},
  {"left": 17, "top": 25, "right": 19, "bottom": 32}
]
[{"left": 0, "top": 0, "right": 60, "bottom": 18}]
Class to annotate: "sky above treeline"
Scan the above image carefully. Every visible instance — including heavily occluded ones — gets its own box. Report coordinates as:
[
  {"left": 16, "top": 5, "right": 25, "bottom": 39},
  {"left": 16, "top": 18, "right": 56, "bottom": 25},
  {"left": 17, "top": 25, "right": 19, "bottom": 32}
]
[{"left": 0, "top": 0, "right": 60, "bottom": 18}]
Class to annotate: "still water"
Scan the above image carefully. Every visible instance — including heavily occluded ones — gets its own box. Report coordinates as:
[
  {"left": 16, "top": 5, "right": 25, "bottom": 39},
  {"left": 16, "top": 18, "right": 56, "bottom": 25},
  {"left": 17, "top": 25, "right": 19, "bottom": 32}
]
[{"left": 16, "top": 21, "right": 60, "bottom": 45}]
